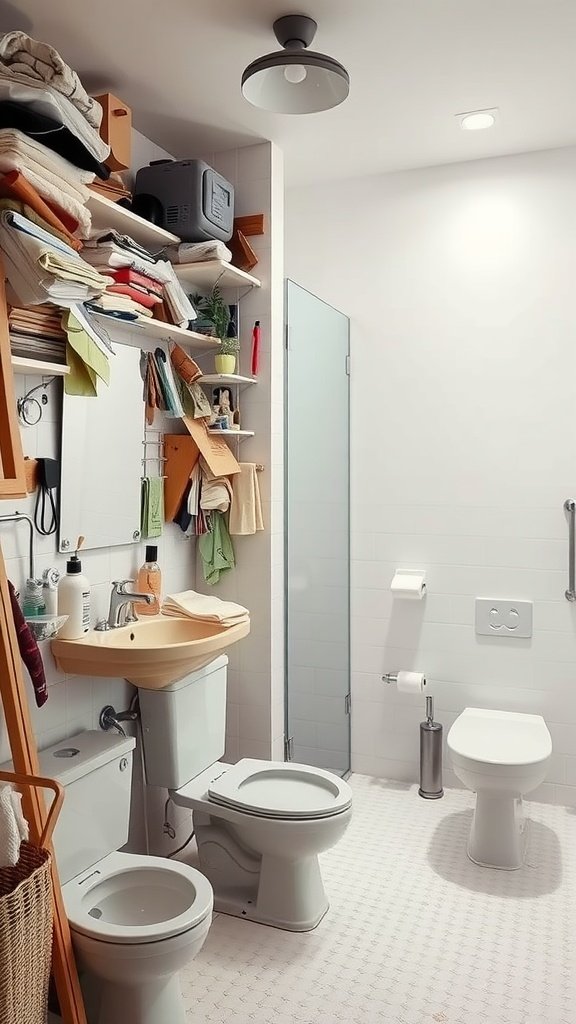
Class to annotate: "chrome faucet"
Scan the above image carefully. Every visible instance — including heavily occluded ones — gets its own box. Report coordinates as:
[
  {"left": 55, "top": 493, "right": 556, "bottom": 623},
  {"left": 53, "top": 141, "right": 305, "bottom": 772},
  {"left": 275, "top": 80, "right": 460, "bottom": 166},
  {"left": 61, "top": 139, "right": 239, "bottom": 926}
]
[{"left": 99, "top": 579, "right": 154, "bottom": 630}]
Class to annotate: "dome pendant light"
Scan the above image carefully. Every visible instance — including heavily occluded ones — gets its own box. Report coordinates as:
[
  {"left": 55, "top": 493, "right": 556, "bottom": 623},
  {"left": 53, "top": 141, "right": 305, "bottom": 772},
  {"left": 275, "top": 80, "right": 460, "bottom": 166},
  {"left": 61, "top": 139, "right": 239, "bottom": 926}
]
[{"left": 241, "top": 15, "right": 350, "bottom": 115}]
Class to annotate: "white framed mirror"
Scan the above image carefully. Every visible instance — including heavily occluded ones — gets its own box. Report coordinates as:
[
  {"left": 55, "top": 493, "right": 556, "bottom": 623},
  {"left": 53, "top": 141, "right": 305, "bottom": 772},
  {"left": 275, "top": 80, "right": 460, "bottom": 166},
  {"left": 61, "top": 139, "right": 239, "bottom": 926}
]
[{"left": 59, "top": 345, "right": 143, "bottom": 551}]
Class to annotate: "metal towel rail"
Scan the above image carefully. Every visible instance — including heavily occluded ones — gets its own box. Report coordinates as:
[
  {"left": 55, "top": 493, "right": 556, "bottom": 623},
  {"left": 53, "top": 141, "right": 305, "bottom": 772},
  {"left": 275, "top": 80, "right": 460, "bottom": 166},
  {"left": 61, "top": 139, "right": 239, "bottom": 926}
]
[
  {"left": 0, "top": 513, "right": 35, "bottom": 579},
  {"left": 564, "top": 498, "right": 576, "bottom": 601}
]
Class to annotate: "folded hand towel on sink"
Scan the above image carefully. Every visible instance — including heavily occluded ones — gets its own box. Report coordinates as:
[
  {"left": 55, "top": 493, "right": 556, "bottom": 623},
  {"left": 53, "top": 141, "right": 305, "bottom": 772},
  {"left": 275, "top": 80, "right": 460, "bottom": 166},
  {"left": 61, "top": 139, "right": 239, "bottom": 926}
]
[{"left": 162, "top": 589, "right": 249, "bottom": 626}]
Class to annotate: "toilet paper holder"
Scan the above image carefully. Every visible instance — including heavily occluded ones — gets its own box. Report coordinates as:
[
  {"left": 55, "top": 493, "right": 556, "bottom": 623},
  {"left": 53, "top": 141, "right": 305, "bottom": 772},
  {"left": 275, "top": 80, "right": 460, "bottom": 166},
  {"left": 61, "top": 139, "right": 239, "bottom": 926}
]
[{"left": 382, "top": 672, "right": 427, "bottom": 687}]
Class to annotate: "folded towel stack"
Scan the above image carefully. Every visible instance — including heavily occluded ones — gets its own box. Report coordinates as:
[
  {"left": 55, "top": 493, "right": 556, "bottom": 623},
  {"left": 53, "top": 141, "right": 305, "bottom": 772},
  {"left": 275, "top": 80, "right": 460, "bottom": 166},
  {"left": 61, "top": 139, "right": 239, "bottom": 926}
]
[
  {"left": 162, "top": 590, "right": 249, "bottom": 627},
  {"left": 0, "top": 783, "right": 29, "bottom": 868},
  {"left": 166, "top": 240, "right": 233, "bottom": 265},
  {"left": 0, "top": 31, "right": 114, "bottom": 314},
  {"left": 84, "top": 232, "right": 197, "bottom": 326}
]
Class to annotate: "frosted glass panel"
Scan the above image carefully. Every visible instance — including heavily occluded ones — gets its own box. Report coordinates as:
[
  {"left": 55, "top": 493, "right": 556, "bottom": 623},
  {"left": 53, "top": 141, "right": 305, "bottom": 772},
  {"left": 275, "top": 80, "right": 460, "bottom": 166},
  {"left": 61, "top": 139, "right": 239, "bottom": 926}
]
[{"left": 285, "top": 281, "right": 350, "bottom": 775}]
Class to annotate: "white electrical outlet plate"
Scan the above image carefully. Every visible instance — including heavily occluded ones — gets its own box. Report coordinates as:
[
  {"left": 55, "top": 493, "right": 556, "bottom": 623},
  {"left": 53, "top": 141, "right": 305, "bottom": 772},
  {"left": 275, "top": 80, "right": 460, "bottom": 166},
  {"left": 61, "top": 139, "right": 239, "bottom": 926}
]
[{"left": 475, "top": 598, "right": 533, "bottom": 638}]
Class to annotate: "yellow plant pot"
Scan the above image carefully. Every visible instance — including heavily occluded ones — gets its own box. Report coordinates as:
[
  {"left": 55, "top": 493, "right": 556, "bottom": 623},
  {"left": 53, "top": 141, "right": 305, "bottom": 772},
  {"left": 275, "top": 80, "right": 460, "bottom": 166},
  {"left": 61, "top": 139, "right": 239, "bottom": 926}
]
[{"left": 215, "top": 354, "right": 237, "bottom": 374}]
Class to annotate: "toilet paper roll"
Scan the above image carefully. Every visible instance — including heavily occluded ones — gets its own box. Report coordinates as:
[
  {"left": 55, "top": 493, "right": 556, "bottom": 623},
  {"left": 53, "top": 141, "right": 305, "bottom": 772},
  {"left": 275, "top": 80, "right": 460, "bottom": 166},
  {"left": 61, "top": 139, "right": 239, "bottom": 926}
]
[
  {"left": 391, "top": 571, "right": 426, "bottom": 599},
  {"left": 397, "top": 671, "right": 426, "bottom": 694}
]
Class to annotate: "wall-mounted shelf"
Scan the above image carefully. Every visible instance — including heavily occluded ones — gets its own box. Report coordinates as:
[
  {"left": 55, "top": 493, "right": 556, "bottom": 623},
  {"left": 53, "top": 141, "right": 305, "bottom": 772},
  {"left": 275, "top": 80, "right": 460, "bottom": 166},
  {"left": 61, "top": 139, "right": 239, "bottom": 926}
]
[
  {"left": 200, "top": 373, "right": 257, "bottom": 391},
  {"left": 208, "top": 429, "right": 255, "bottom": 442},
  {"left": 174, "top": 260, "right": 261, "bottom": 292},
  {"left": 11, "top": 355, "right": 70, "bottom": 376},
  {"left": 90, "top": 313, "right": 221, "bottom": 354},
  {"left": 87, "top": 191, "right": 180, "bottom": 249}
]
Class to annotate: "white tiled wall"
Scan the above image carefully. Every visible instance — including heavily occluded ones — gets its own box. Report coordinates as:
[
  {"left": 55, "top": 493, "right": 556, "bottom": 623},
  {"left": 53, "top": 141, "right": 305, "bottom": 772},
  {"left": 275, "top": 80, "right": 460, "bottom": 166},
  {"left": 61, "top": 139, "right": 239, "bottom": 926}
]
[
  {"left": 191, "top": 142, "right": 285, "bottom": 764},
  {"left": 287, "top": 144, "right": 576, "bottom": 805}
]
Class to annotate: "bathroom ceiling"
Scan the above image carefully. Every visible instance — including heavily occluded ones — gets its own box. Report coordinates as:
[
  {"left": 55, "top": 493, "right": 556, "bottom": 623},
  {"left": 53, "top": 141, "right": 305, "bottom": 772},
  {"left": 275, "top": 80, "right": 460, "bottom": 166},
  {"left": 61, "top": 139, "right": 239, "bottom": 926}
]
[{"left": 5, "top": 0, "right": 576, "bottom": 184}]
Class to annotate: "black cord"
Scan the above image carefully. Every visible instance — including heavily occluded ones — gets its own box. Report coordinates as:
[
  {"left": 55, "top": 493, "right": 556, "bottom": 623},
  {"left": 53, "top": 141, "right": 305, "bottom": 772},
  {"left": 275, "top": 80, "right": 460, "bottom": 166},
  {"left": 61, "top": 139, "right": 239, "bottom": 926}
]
[
  {"left": 167, "top": 829, "right": 196, "bottom": 860},
  {"left": 34, "top": 484, "right": 58, "bottom": 536}
]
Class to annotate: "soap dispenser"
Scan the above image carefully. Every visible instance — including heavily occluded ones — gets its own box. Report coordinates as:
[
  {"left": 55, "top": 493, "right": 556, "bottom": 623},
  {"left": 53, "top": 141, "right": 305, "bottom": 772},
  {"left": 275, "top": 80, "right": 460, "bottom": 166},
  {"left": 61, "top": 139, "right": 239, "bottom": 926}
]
[
  {"left": 135, "top": 545, "right": 161, "bottom": 615},
  {"left": 57, "top": 538, "right": 91, "bottom": 639}
]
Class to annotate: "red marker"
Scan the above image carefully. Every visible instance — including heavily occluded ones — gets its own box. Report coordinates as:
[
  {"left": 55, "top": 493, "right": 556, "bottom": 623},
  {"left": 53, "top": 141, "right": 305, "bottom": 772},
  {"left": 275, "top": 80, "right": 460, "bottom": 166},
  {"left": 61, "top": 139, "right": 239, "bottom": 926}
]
[{"left": 251, "top": 319, "right": 261, "bottom": 377}]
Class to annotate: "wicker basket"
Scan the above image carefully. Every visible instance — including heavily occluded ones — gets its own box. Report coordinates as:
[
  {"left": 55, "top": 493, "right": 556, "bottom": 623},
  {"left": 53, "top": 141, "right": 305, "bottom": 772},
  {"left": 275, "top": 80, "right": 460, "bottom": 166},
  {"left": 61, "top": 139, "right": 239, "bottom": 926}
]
[{"left": 0, "top": 840, "right": 53, "bottom": 1024}]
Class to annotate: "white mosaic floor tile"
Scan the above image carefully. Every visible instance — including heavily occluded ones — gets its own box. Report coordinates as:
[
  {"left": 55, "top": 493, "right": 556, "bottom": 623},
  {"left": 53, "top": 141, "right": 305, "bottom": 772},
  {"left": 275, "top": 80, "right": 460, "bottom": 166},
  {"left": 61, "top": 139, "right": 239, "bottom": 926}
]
[{"left": 181, "top": 775, "right": 576, "bottom": 1023}]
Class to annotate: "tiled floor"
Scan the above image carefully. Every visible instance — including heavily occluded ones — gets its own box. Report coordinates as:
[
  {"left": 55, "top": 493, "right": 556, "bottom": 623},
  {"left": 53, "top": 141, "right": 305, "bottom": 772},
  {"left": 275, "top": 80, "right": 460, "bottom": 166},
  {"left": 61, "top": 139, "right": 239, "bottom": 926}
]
[{"left": 182, "top": 774, "right": 576, "bottom": 1024}]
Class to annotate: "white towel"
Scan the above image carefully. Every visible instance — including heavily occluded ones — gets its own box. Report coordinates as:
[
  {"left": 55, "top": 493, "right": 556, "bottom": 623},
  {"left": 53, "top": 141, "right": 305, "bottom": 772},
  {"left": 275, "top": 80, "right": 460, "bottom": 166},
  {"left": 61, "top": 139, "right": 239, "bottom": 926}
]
[
  {"left": 162, "top": 590, "right": 249, "bottom": 626},
  {"left": 0, "top": 128, "right": 95, "bottom": 185},
  {"left": 0, "top": 79, "right": 109, "bottom": 163},
  {"left": 0, "top": 783, "right": 29, "bottom": 868},
  {"left": 166, "top": 240, "right": 233, "bottom": 265},
  {"left": 0, "top": 32, "right": 103, "bottom": 128},
  {"left": 229, "top": 463, "right": 264, "bottom": 536}
]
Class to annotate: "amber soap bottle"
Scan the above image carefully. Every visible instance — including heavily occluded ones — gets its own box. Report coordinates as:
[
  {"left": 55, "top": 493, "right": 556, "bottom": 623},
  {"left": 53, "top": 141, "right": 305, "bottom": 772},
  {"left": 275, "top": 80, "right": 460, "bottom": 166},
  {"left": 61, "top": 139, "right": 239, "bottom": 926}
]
[{"left": 136, "top": 544, "right": 161, "bottom": 615}]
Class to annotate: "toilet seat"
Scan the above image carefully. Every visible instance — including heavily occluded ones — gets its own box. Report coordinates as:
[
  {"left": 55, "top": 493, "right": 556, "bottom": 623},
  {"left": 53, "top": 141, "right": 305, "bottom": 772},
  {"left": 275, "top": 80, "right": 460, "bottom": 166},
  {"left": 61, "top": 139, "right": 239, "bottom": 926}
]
[
  {"left": 63, "top": 851, "right": 213, "bottom": 945},
  {"left": 448, "top": 708, "right": 552, "bottom": 776},
  {"left": 208, "top": 758, "right": 352, "bottom": 819}
]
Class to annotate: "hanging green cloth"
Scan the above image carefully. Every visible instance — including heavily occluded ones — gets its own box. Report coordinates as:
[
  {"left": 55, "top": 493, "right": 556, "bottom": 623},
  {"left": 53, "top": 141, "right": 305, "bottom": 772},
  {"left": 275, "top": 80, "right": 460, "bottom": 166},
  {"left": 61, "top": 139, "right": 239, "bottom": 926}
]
[
  {"left": 198, "top": 511, "right": 235, "bottom": 585},
  {"left": 63, "top": 308, "right": 110, "bottom": 396}
]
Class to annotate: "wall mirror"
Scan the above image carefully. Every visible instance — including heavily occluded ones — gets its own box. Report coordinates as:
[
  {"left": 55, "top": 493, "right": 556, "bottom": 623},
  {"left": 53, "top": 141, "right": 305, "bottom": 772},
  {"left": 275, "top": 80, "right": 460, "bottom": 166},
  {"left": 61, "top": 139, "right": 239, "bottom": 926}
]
[{"left": 59, "top": 346, "right": 143, "bottom": 552}]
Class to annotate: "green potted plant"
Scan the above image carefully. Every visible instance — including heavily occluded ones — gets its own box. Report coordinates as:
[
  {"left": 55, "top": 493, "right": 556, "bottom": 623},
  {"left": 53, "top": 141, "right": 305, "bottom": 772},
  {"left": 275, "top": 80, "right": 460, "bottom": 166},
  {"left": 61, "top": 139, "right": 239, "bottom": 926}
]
[{"left": 191, "top": 288, "right": 238, "bottom": 373}]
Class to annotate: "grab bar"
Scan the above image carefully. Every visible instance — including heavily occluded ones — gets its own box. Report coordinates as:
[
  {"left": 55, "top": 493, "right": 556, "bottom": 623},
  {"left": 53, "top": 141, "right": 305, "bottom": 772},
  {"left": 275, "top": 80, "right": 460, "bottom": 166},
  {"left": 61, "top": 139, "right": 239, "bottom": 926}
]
[{"left": 565, "top": 498, "right": 576, "bottom": 601}]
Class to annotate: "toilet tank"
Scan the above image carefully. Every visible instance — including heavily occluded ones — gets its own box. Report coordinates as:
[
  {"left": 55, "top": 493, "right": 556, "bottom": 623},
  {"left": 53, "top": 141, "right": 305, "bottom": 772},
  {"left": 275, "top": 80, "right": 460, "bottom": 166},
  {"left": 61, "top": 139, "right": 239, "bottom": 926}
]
[
  {"left": 37, "top": 730, "right": 135, "bottom": 884},
  {"left": 139, "top": 654, "right": 228, "bottom": 790}
]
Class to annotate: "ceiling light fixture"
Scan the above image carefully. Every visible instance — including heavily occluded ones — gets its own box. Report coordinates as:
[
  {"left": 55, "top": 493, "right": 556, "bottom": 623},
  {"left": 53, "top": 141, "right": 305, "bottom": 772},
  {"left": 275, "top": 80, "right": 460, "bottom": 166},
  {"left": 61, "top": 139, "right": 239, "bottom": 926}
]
[
  {"left": 241, "top": 15, "right": 350, "bottom": 115},
  {"left": 457, "top": 108, "right": 499, "bottom": 131}
]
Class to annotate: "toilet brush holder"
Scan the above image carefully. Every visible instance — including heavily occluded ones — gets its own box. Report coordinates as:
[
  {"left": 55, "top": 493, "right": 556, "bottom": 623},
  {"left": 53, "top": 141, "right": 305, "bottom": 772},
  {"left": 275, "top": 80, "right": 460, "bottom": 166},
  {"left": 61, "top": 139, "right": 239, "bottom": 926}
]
[{"left": 419, "top": 696, "right": 443, "bottom": 799}]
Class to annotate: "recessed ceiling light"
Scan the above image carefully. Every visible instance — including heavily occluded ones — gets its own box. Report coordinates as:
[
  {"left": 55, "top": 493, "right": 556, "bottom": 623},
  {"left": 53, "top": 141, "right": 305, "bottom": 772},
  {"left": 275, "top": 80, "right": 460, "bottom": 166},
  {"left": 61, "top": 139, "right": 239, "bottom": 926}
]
[{"left": 456, "top": 108, "right": 499, "bottom": 131}]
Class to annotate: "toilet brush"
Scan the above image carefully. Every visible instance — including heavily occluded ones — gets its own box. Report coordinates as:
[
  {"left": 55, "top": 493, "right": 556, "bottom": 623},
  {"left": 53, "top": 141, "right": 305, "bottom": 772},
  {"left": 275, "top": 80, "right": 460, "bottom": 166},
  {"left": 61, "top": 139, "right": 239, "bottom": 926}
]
[{"left": 419, "top": 696, "right": 444, "bottom": 799}]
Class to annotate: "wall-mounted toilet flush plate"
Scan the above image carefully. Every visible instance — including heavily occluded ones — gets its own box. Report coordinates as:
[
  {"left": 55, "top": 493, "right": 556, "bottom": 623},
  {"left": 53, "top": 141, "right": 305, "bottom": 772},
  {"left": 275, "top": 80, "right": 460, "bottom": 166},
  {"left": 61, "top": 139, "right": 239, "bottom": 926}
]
[{"left": 475, "top": 599, "right": 533, "bottom": 638}]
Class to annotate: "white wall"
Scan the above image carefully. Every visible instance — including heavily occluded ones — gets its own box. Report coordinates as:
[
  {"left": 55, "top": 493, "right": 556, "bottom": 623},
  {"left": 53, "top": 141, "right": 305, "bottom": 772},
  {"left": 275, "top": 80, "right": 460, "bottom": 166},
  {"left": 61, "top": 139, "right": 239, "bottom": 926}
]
[
  {"left": 286, "top": 145, "right": 576, "bottom": 805},
  {"left": 191, "top": 142, "right": 285, "bottom": 764}
]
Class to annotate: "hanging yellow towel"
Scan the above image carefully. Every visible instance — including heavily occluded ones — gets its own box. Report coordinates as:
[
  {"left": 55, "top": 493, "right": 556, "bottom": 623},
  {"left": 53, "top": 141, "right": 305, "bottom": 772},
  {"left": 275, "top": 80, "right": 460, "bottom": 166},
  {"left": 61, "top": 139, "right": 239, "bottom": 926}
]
[
  {"left": 63, "top": 308, "right": 110, "bottom": 396},
  {"left": 229, "top": 463, "right": 264, "bottom": 536}
]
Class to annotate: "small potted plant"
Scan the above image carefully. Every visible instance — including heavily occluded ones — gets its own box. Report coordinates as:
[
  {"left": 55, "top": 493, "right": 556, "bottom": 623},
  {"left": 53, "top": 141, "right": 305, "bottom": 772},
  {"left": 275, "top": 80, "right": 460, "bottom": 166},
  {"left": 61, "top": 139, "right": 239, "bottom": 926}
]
[
  {"left": 215, "top": 331, "right": 239, "bottom": 374},
  {"left": 191, "top": 288, "right": 239, "bottom": 373}
]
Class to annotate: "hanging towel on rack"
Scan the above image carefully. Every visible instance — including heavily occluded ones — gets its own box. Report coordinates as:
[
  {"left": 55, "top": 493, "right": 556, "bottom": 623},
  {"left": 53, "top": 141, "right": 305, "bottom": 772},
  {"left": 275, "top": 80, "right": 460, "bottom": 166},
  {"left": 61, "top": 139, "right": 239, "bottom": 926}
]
[
  {"left": 141, "top": 476, "right": 164, "bottom": 539},
  {"left": 229, "top": 463, "right": 264, "bottom": 536},
  {"left": 198, "top": 512, "right": 235, "bottom": 585},
  {"left": 7, "top": 580, "right": 47, "bottom": 707},
  {"left": 63, "top": 308, "right": 110, "bottom": 396},
  {"left": 0, "top": 783, "right": 29, "bottom": 867}
]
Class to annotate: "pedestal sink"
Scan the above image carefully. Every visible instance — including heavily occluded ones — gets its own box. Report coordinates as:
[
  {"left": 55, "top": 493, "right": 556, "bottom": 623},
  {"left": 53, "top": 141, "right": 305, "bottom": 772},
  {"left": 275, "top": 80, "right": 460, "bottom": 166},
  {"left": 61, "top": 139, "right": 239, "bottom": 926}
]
[{"left": 51, "top": 615, "right": 250, "bottom": 688}]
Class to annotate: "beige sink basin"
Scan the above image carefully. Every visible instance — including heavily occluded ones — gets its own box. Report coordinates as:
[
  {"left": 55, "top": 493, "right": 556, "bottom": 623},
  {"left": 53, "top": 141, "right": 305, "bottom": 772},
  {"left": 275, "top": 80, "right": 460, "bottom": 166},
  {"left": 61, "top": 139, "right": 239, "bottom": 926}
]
[{"left": 51, "top": 614, "right": 250, "bottom": 688}]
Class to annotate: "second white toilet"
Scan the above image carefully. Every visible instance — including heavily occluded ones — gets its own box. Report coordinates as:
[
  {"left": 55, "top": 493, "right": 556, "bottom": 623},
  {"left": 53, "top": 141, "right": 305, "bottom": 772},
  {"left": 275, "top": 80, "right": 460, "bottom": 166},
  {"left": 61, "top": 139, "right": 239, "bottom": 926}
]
[
  {"left": 139, "top": 655, "right": 353, "bottom": 931},
  {"left": 447, "top": 707, "right": 552, "bottom": 869}
]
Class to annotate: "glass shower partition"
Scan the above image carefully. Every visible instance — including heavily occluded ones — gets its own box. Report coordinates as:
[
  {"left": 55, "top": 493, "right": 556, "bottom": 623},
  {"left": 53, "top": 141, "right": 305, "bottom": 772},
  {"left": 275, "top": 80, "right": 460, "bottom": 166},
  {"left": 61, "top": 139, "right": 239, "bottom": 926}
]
[{"left": 285, "top": 280, "right": 350, "bottom": 776}]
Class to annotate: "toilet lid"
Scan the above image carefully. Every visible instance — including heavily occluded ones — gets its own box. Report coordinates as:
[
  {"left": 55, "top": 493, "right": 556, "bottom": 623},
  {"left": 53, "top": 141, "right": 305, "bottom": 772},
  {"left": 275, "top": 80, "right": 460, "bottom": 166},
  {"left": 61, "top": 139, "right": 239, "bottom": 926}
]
[
  {"left": 208, "top": 759, "right": 353, "bottom": 819},
  {"left": 63, "top": 852, "right": 213, "bottom": 944},
  {"left": 448, "top": 708, "right": 552, "bottom": 766}
]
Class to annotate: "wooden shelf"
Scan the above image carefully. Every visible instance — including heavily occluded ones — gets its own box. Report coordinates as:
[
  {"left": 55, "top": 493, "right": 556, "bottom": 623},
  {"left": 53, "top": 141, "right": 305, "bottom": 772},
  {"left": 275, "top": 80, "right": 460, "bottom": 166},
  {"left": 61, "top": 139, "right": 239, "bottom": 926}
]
[
  {"left": 87, "top": 192, "right": 180, "bottom": 249},
  {"left": 11, "top": 356, "right": 69, "bottom": 376},
  {"left": 200, "top": 373, "right": 257, "bottom": 390},
  {"left": 174, "top": 260, "right": 261, "bottom": 292},
  {"left": 90, "top": 313, "right": 221, "bottom": 354}
]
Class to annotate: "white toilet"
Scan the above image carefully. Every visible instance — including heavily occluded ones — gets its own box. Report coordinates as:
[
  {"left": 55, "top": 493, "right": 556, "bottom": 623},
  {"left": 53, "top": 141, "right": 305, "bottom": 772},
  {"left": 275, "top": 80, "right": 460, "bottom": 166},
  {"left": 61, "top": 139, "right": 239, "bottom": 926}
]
[
  {"left": 447, "top": 708, "right": 552, "bottom": 869},
  {"left": 139, "top": 655, "right": 353, "bottom": 931},
  {"left": 37, "top": 730, "right": 213, "bottom": 1024}
]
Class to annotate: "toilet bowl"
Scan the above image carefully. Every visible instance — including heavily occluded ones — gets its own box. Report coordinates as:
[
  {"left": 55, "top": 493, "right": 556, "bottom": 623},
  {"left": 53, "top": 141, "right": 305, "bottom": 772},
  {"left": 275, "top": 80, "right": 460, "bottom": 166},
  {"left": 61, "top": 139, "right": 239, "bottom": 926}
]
[
  {"left": 29, "top": 730, "right": 214, "bottom": 1024},
  {"left": 139, "top": 657, "right": 353, "bottom": 932},
  {"left": 447, "top": 708, "right": 552, "bottom": 869},
  {"left": 172, "top": 759, "right": 353, "bottom": 931},
  {"left": 63, "top": 852, "right": 213, "bottom": 1024}
]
